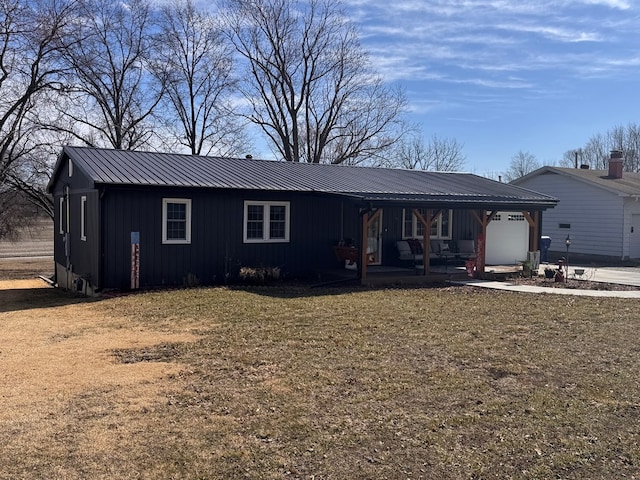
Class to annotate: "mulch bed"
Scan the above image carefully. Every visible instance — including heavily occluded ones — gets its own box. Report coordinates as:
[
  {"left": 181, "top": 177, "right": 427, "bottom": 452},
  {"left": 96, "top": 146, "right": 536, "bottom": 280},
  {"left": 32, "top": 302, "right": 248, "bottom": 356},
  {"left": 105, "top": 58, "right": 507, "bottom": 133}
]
[{"left": 509, "top": 274, "right": 638, "bottom": 291}]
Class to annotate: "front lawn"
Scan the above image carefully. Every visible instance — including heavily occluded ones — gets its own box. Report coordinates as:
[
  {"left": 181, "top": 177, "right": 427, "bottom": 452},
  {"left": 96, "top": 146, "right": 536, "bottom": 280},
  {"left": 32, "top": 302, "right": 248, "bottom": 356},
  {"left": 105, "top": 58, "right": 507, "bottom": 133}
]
[{"left": 1, "top": 282, "right": 638, "bottom": 479}]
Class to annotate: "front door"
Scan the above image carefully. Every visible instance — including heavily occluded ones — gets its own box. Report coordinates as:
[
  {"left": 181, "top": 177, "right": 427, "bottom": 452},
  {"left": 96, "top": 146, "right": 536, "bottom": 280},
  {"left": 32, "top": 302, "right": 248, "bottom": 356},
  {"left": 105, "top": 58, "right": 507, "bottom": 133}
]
[{"left": 367, "top": 210, "right": 382, "bottom": 265}]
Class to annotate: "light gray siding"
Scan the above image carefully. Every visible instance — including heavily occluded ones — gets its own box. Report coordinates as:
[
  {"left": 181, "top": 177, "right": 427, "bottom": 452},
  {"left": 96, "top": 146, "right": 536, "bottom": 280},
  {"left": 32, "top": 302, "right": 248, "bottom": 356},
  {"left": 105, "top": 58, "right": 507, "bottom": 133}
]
[
  {"left": 623, "top": 198, "right": 640, "bottom": 258},
  {"left": 517, "top": 172, "right": 624, "bottom": 258}
]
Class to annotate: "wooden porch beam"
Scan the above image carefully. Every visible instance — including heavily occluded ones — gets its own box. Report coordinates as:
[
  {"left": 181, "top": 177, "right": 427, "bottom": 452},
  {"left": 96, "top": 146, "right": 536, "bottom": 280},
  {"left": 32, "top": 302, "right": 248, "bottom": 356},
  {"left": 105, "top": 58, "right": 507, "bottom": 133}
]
[
  {"left": 471, "top": 210, "right": 498, "bottom": 226},
  {"left": 367, "top": 208, "right": 382, "bottom": 228}
]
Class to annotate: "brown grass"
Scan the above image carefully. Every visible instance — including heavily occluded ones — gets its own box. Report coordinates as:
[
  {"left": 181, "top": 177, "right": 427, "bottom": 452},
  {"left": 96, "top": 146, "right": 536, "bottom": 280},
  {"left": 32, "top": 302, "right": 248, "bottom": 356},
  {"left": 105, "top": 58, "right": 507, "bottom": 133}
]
[{"left": 1, "top": 258, "right": 639, "bottom": 479}]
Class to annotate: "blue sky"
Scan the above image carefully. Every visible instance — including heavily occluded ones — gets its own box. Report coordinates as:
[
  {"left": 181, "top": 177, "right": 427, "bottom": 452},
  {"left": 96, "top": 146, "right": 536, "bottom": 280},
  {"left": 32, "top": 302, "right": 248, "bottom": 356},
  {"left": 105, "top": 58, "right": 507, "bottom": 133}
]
[{"left": 343, "top": 0, "right": 640, "bottom": 176}]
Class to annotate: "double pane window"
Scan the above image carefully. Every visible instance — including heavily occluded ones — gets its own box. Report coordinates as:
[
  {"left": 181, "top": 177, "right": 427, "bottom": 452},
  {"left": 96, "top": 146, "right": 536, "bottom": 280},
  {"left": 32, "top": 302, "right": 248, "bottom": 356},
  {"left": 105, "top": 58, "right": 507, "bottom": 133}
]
[
  {"left": 244, "top": 201, "right": 290, "bottom": 243},
  {"left": 162, "top": 198, "right": 191, "bottom": 244}
]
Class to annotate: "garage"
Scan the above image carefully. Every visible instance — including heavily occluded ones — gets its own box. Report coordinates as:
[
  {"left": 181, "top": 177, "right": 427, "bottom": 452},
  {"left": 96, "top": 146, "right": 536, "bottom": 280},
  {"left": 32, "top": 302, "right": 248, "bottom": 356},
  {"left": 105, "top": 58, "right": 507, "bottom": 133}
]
[{"left": 485, "top": 211, "right": 530, "bottom": 265}]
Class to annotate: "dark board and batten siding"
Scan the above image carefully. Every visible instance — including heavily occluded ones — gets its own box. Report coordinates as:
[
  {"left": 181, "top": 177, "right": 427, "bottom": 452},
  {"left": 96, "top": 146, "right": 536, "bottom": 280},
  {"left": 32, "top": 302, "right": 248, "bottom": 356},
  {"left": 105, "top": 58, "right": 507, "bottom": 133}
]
[
  {"left": 100, "top": 186, "right": 351, "bottom": 289},
  {"left": 51, "top": 157, "right": 101, "bottom": 288},
  {"left": 48, "top": 147, "right": 559, "bottom": 292}
]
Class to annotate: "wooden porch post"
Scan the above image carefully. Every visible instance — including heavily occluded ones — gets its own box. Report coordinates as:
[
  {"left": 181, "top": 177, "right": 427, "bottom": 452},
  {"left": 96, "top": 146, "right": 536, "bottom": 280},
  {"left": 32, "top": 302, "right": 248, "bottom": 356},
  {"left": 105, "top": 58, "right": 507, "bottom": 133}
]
[
  {"left": 413, "top": 208, "right": 441, "bottom": 275},
  {"left": 360, "top": 208, "right": 383, "bottom": 282},
  {"left": 360, "top": 210, "right": 369, "bottom": 281},
  {"left": 523, "top": 211, "right": 540, "bottom": 252},
  {"left": 471, "top": 210, "right": 498, "bottom": 273}
]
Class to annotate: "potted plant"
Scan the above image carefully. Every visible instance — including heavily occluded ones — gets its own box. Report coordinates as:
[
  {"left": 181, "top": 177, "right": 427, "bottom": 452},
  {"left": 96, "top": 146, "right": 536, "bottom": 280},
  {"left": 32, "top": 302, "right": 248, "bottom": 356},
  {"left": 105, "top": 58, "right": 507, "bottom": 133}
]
[{"left": 520, "top": 259, "right": 534, "bottom": 278}]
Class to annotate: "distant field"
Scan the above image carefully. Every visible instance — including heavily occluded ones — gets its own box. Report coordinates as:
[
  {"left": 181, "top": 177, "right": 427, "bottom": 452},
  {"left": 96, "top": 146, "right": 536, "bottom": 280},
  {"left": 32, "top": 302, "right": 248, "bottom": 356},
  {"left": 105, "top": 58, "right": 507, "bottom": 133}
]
[{"left": 0, "top": 218, "right": 53, "bottom": 258}]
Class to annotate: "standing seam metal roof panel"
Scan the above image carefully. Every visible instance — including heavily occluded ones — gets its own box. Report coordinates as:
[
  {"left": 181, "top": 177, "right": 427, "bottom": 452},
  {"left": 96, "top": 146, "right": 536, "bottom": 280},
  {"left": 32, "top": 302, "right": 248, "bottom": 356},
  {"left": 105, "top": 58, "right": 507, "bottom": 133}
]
[{"left": 53, "top": 146, "right": 557, "bottom": 207}]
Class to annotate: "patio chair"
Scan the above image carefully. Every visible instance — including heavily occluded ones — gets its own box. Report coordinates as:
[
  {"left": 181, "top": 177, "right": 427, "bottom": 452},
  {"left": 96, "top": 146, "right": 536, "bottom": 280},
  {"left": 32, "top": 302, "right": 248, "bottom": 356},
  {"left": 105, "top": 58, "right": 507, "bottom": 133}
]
[{"left": 456, "top": 240, "right": 475, "bottom": 259}]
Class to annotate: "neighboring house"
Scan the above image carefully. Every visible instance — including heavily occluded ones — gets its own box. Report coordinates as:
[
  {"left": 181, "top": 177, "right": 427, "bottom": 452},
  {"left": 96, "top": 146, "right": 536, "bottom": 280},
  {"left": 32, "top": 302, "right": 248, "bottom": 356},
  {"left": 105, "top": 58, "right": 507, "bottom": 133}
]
[
  {"left": 512, "top": 150, "right": 640, "bottom": 262},
  {"left": 47, "top": 146, "right": 557, "bottom": 293}
]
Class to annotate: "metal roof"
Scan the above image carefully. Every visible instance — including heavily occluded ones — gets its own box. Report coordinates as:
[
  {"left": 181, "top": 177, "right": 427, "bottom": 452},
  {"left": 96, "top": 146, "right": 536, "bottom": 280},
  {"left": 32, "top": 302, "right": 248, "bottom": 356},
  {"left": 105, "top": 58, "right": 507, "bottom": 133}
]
[
  {"left": 514, "top": 166, "right": 640, "bottom": 197},
  {"left": 50, "top": 146, "right": 557, "bottom": 208}
]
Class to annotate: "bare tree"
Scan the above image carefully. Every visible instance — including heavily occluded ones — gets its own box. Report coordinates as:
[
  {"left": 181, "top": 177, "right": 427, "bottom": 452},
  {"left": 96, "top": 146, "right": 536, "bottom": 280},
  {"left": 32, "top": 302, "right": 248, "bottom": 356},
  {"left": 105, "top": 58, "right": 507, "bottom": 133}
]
[
  {"left": 504, "top": 151, "right": 540, "bottom": 182},
  {"left": 560, "top": 149, "right": 583, "bottom": 168},
  {"left": 624, "top": 123, "right": 640, "bottom": 172},
  {"left": 561, "top": 123, "right": 640, "bottom": 172},
  {"left": 55, "top": 0, "right": 161, "bottom": 150},
  {"left": 425, "top": 134, "right": 466, "bottom": 171},
  {"left": 154, "top": 0, "right": 249, "bottom": 157},
  {"left": 387, "top": 133, "right": 466, "bottom": 171},
  {"left": 223, "top": 0, "right": 406, "bottom": 164},
  {"left": 0, "top": 0, "right": 77, "bottom": 236},
  {"left": 582, "top": 134, "right": 609, "bottom": 169}
]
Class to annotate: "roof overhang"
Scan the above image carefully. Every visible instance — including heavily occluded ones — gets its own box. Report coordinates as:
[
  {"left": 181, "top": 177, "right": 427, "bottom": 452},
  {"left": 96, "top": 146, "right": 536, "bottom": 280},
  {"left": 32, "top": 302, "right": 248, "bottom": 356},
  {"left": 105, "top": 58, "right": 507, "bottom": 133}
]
[{"left": 326, "top": 191, "right": 558, "bottom": 211}]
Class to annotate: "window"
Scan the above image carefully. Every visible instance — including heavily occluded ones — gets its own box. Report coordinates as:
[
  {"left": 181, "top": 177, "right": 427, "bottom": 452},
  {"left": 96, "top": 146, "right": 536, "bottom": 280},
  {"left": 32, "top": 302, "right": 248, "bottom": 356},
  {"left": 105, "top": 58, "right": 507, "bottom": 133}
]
[
  {"left": 162, "top": 198, "right": 191, "bottom": 244},
  {"left": 402, "top": 208, "right": 452, "bottom": 239},
  {"left": 244, "top": 201, "right": 290, "bottom": 243},
  {"left": 80, "top": 196, "right": 87, "bottom": 241}
]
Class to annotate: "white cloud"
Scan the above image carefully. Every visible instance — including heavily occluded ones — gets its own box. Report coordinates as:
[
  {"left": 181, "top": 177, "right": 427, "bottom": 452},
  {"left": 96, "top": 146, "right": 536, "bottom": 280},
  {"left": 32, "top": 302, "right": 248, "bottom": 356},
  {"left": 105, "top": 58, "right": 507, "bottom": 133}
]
[
  {"left": 582, "top": 0, "right": 631, "bottom": 9},
  {"left": 493, "top": 23, "right": 602, "bottom": 42}
]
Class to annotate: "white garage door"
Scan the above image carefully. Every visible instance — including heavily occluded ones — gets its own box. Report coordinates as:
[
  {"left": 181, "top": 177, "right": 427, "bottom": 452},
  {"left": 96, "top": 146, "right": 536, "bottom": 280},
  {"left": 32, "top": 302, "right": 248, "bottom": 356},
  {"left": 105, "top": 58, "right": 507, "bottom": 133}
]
[{"left": 485, "top": 212, "right": 529, "bottom": 265}]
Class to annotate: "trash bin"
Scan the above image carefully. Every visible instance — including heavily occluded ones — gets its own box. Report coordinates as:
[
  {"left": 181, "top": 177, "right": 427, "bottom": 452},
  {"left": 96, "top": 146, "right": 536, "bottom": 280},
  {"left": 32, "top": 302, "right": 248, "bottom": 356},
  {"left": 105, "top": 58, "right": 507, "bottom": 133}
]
[{"left": 540, "top": 236, "right": 551, "bottom": 263}]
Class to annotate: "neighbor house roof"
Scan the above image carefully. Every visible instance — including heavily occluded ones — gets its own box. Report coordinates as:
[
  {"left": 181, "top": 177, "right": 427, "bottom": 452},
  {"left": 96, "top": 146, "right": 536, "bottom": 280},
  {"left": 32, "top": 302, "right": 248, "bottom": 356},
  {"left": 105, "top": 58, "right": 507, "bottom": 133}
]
[
  {"left": 513, "top": 166, "right": 640, "bottom": 197},
  {"left": 49, "top": 146, "right": 558, "bottom": 209}
]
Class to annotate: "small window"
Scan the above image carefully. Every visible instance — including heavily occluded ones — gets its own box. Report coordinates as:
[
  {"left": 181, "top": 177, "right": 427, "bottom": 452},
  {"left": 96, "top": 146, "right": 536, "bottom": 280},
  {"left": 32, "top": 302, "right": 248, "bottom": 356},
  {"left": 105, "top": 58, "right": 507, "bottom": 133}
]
[
  {"left": 80, "top": 196, "right": 87, "bottom": 241},
  {"left": 244, "top": 201, "right": 290, "bottom": 243},
  {"left": 559, "top": 223, "right": 571, "bottom": 229},
  {"left": 162, "top": 198, "right": 192, "bottom": 244},
  {"left": 68, "top": 159, "right": 73, "bottom": 177}
]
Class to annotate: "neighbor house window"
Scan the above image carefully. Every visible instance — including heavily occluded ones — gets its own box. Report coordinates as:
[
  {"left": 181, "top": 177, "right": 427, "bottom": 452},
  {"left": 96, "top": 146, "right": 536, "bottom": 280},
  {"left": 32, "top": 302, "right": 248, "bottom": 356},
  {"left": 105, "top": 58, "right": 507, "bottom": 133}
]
[
  {"left": 162, "top": 198, "right": 191, "bottom": 244},
  {"left": 80, "top": 196, "right": 87, "bottom": 241},
  {"left": 402, "top": 208, "right": 452, "bottom": 240},
  {"left": 243, "top": 201, "right": 290, "bottom": 243}
]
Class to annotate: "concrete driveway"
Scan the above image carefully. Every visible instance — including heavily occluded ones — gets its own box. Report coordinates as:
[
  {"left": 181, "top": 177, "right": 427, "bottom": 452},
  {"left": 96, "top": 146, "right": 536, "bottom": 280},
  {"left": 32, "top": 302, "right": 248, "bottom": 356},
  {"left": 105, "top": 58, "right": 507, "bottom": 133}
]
[
  {"left": 455, "top": 264, "right": 640, "bottom": 298},
  {"left": 541, "top": 265, "right": 640, "bottom": 287}
]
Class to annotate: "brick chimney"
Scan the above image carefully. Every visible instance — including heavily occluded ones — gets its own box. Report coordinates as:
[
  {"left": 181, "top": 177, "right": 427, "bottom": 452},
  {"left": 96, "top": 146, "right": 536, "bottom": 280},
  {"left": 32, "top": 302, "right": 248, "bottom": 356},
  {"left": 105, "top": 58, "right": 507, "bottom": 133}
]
[{"left": 608, "top": 150, "right": 623, "bottom": 179}]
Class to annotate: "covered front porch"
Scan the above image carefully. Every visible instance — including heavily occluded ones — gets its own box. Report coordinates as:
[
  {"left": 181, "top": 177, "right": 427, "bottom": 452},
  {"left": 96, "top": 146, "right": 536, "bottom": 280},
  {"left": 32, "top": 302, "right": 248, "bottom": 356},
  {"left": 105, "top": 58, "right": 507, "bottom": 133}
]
[
  {"left": 329, "top": 201, "right": 548, "bottom": 285},
  {"left": 315, "top": 261, "right": 523, "bottom": 288}
]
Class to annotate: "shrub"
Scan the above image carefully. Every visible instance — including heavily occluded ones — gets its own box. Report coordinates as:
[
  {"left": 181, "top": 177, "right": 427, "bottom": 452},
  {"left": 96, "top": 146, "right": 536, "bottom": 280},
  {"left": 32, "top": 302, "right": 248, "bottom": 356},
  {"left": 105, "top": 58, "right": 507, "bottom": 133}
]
[{"left": 238, "top": 266, "right": 281, "bottom": 285}]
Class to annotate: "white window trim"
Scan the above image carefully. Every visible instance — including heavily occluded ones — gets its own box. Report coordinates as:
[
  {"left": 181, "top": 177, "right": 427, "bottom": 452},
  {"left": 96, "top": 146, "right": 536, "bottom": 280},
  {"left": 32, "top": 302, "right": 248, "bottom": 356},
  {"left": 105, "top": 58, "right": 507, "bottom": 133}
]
[
  {"left": 162, "top": 198, "right": 192, "bottom": 244},
  {"left": 402, "top": 208, "right": 452, "bottom": 240},
  {"left": 59, "top": 197, "right": 65, "bottom": 234},
  {"left": 243, "top": 201, "right": 290, "bottom": 243},
  {"left": 80, "top": 196, "right": 87, "bottom": 241}
]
